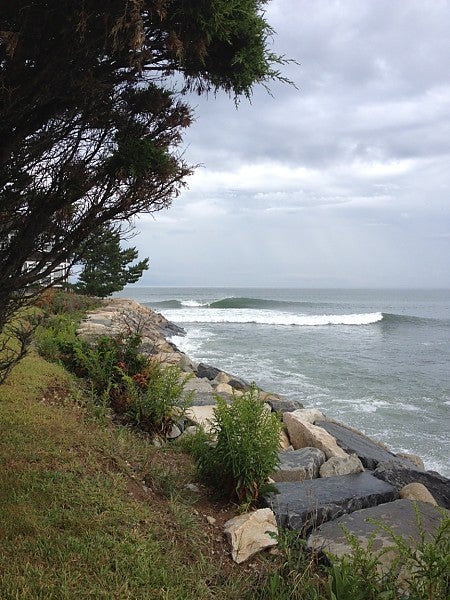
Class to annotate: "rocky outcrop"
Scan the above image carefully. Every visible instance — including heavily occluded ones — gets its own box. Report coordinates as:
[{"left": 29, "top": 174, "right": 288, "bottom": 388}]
[
  {"left": 262, "top": 472, "right": 397, "bottom": 533},
  {"left": 224, "top": 508, "right": 278, "bottom": 563}
]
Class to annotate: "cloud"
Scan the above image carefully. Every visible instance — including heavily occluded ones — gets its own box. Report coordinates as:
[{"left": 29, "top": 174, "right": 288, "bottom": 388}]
[{"left": 132, "top": 0, "right": 450, "bottom": 288}]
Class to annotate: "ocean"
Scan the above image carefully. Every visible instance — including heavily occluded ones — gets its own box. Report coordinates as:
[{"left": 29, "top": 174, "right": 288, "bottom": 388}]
[{"left": 116, "top": 287, "right": 450, "bottom": 477}]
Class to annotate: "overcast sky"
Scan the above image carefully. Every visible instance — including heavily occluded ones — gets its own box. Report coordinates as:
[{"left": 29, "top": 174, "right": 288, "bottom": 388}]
[{"left": 133, "top": 0, "right": 450, "bottom": 288}]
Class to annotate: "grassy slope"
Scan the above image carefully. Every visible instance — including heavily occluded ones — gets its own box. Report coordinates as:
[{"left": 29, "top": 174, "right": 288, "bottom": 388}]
[{"left": 0, "top": 352, "right": 250, "bottom": 600}]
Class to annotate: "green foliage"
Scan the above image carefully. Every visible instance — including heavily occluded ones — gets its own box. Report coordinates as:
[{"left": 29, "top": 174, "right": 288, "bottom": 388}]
[
  {"left": 73, "top": 223, "right": 149, "bottom": 298},
  {"left": 125, "top": 362, "right": 193, "bottom": 435},
  {"left": 34, "top": 289, "right": 101, "bottom": 316},
  {"left": 192, "top": 384, "right": 281, "bottom": 507},
  {"left": 326, "top": 510, "right": 450, "bottom": 600}
]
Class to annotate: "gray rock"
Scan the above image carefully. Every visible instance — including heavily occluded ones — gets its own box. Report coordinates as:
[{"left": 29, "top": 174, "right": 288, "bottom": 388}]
[
  {"left": 166, "top": 424, "right": 182, "bottom": 439},
  {"left": 183, "top": 377, "right": 214, "bottom": 393},
  {"left": 373, "top": 463, "right": 450, "bottom": 509},
  {"left": 308, "top": 499, "right": 447, "bottom": 569},
  {"left": 196, "top": 363, "right": 222, "bottom": 380},
  {"left": 227, "top": 376, "right": 250, "bottom": 391},
  {"left": 319, "top": 454, "right": 364, "bottom": 478},
  {"left": 272, "top": 448, "right": 326, "bottom": 482},
  {"left": 265, "top": 396, "right": 304, "bottom": 413},
  {"left": 315, "top": 421, "right": 410, "bottom": 470},
  {"left": 262, "top": 472, "right": 397, "bottom": 534}
]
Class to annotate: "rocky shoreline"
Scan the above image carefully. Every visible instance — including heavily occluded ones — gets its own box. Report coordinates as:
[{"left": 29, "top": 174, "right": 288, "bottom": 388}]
[{"left": 78, "top": 298, "right": 449, "bottom": 564}]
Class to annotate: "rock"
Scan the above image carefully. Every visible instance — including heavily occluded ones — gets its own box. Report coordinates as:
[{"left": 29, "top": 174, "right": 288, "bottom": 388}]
[
  {"left": 196, "top": 363, "right": 222, "bottom": 380},
  {"left": 272, "top": 448, "right": 326, "bottom": 482},
  {"left": 183, "top": 377, "right": 214, "bottom": 394},
  {"left": 373, "top": 464, "right": 449, "bottom": 509},
  {"left": 319, "top": 454, "right": 364, "bottom": 478},
  {"left": 185, "top": 483, "right": 201, "bottom": 493},
  {"left": 215, "top": 383, "right": 234, "bottom": 395},
  {"left": 262, "top": 472, "right": 397, "bottom": 533},
  {"left": 224, "top": 509, "right": 278, "bottom": 564},
  {"left": 189, "top": 392, "right": 219, "bottom": 406},
  {"left": 165, "top": 424, "right": 182, "bottom": 440},
  {"left": 279, "top": 430, "right": 291, "bottom": 450},
  {"left": 186, "top": 405, "right": 216, "bottom": 433},
  {"left": 399, "top": 483, "right": 437, "bottom": 505},
  {"left": 307, "top": 499, "right": 446, "bottom": 570},
  {"left": 265, "top": 395, "right": 304, "bottom": 413},
  {"left": 288, "top": 408, "right": 325, "bottom": 424},
  {"left": 315, "top": 420, "right": 410, "bottom": 469},
  {"left": 206, "top": 515, "right": 217, "bottom": 525},
  {"left": 213, "top": 371, "right": 231, "bottom": 385},
  {"left": 227, "top": 376, "right": 250, "bottom": 392},
  {"left": 283, "top": 413, "right": 347, "bottom": 459},
  {"left": 178, "top": 353, "right": 197, "bottom": 373},
  {"left": 396, "top": 452, "right": 425, "bottom": 470}
]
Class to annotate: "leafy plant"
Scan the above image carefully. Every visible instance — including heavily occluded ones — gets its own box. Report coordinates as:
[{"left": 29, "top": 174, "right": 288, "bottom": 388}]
[
  {"left": 125, "top": 361, "right": 193, "bottom": 435},
  {"left": 192, "top": 384, "right": 281, "bottom": 507}
]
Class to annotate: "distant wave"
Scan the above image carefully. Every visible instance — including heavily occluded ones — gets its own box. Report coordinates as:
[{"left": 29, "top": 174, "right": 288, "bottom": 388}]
[
  {"left": 382, "top": 313, "right": 446, "bottom": 326},
  {"left": 149, "top": 299, "right": 209, "bottom": 309},
  {"left": 151, "top": 296, "right": 322, "bottom": 310},
  {"left": 167, "top": 309, "right": 384, "bottom": 327}
]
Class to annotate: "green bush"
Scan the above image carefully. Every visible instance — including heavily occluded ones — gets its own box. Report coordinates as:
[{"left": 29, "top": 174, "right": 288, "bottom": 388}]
[
  {"left": 192, "top": 384, "right": 281, "bottom": 507},
  {"left": 34, "top": 314, "right": 80, "bottom": 363},
  {"left": 125, "top": 361, "right": 193, "bottom": 435}
]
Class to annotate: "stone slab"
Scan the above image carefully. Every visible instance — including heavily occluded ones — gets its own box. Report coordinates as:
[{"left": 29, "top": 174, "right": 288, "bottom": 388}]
[
  {"left": 262, "top": 472, "right": 397, "bottom": 534},
  {"left": 283, "top": 413, "right": 347, "bottom": 458},
  {"left": 272, "top": 448, "right": 326, "bottom": 482},
  {"left": 307, "top": 499, "right": 447, "bottom": 568},
  {"left": 265, "top": 396, "right": 304, "bottom": 413},
  {"left": 315, "top": 420, "right": 411, "bottom": 469}
]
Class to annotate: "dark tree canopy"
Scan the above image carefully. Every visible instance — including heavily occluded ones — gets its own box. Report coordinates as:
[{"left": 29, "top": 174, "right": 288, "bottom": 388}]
[
  {"left": 0, "top": 0, "right": 286, "bottom": 379},
  {"left": 73, "top": 224, "right": 149, "bottom": 298}
]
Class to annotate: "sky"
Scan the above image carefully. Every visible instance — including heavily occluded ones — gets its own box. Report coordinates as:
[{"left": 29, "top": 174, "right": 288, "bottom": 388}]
[{"left": 132, "top": 0, "right": 450, "bottom": 288}]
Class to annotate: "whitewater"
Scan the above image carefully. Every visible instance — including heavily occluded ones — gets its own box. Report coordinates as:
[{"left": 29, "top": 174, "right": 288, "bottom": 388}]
[{"left": 116, "top": 287, "right": 450, "bottom": 477}]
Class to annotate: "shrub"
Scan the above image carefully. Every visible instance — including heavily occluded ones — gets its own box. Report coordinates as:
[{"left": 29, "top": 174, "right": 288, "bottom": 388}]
[
  {"left": 192, "top": 384, "right": 281, "bottom": 507},
  {"left": 125, "top": 362, "right": 193, "bottom": 435}
]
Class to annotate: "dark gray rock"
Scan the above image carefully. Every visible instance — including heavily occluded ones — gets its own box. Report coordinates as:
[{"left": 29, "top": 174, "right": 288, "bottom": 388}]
[
  {"left": 262, "top": 472, "right": 397, "bottom": 534},
  {"left": 373, "top": 463, "right": 450, "bottom": 509},
  {"left": 308, "top": 499, "right": 447, "bottom": 567},
  {"left": 189, "top": 391, "right": 232, "bottom": 406},
  {"left": 227, "top": 376, "right": 250, "bottom": 391},
  {"left": 196, "top": 363, "right": 222, "bottom": 380},
  {"left": 266, "top": 396, "right": 305, "bottom": 413},
  {"left": 272, "top": 447, "right": 326, "bottom": 482},
  {"left": 315, "top": 421, "right": 412, "bottom": 470}
]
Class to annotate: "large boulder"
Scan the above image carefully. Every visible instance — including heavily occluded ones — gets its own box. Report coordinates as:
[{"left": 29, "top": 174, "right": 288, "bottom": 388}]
[
  {"left": 283, "top": 413, "right": 347, "bottom": 459},
  {"left": 186, "top": 405, "right": 216, "bottom": 433},
  {"left": 183, "top": 377, "right": 214, "bottom": 394},
  {"left": 373, "top": 463, "right": 450, "bottom": 509},
  {"left": 262, "top": 472, "right": 397, "bottom": 533},
  {"left": 272, "top": 448, "right": 326, "bottom": 482},
  {"left": 399, "top": 483, "right": 437, "bottom": 505},
  {"left": 264, "top": 395, "right": 304, "bottom": 413},
  {"left": 315, "top": 420, "right": 414, "bottom": 470},
  {"left": 224, "top": 509, "right": 278, "bottom": 564},
  {"left": 308, "top": 499, "right": 447, "bottom": 570}
]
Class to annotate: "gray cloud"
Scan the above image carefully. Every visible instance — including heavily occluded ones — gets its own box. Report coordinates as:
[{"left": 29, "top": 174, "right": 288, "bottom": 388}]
[{"left": 133, "top": 0, "right": 450, "bottom": 288}]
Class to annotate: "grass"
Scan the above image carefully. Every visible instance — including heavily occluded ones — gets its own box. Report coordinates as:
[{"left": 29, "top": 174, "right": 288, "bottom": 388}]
[{"left": 0, "top": 351, "right": 257, "bottom": 599}]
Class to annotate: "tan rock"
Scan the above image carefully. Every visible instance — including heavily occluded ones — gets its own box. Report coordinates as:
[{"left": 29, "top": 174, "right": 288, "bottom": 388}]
[
  {"left": 213, "top": 371, "right": 231, "bottom": 385},
  {"left": 288, "top": 408, "right": 325, "bottom": 424},
  {"left": 215, "top": 383, "right": 234, "bottom": 395},
  {"left": 399, "top": 483, "right": 437, "bottom": 505},
  {"left": 283, "top": 412, "right": 347, "bottom": 459},
  {"left": 186, "top": 405, "right": 216, "bottom": 433},
  {"left": 396, "top": 452, "right": 425, "bottom": 470},
  {"left": 224, "top": 508, "right": 278, "bottom": 564},
  {"left": 319, "top": 454, "right": 364, "bottom": 478},
  {"left": 279, "top": 429, "right": 291, "bottom": 450}
]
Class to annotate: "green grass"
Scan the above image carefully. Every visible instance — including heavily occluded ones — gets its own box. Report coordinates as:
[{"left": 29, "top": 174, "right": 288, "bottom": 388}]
[{"left": 0, "top": 353, "right": 252, "bottom": 599}]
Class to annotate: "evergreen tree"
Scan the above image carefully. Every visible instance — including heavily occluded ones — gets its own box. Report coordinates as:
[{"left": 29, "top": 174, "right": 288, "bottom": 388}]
[{"left": 74, "top": 225, "right": 149, "bottom": 297}]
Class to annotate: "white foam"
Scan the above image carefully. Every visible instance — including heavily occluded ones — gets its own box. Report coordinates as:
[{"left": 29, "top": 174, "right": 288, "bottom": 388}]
[
  {"left": 179, "top": 300, "right": 209, "bottom": 307},
  {"left": 163, "top": 309, "right": 384, "bottom": 327}
]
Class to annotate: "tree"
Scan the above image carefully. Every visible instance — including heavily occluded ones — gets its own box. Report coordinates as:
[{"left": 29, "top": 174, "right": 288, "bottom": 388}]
[
  {"left": 0, "top": 0, "right": 287, "bottom": 379},
  {"left": 73, "top": 225, "right": 149, "bottom": 297}
]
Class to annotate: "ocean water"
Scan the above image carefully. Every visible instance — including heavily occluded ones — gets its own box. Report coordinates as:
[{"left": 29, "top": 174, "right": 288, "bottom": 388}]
[{"left": 116, "top": 287, "right": 450, "bottom": 477}]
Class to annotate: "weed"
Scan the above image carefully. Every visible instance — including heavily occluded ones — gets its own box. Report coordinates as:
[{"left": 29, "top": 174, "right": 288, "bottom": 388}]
[{"left": 191, "top": 384, "right": 281, "bottom": 507}]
